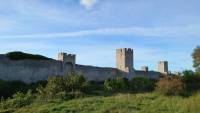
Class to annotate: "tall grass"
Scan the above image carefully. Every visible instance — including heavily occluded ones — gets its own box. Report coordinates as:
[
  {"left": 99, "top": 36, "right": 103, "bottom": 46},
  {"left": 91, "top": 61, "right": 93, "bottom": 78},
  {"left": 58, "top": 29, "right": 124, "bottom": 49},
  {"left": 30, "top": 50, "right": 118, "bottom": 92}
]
[{"left": 3, "top": 92, "right": 199, "bottom": 113}]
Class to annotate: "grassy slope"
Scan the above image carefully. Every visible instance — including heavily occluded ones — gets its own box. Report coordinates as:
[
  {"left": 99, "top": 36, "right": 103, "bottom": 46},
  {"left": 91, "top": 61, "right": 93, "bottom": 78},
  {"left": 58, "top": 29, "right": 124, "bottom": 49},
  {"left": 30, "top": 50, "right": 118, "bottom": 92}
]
[{"left": 5, "top": 92, "right": 200, "bottom": 113}]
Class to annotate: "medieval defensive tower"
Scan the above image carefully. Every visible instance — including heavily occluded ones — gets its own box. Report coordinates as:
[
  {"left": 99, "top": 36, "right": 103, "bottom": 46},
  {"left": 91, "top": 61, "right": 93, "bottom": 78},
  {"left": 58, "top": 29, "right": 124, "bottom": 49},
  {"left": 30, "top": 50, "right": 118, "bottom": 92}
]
[
  {"left": 58, "top": 52, "right": 76, "bottom": 73},
  {"left": 158, "top": 61, "right": 168, "bottom": 74},
  {"left": 116, "top": 48, "right": 133, "bottom": 73}
]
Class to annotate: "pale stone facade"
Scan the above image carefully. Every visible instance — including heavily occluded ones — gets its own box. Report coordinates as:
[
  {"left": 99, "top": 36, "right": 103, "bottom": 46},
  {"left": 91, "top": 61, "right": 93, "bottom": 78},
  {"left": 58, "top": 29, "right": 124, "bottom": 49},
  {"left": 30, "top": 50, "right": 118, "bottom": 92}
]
[
  {"left": 141, "top": 66, "right": 148, "bottom": 72},
  {"left": 0, "top": 48, "right": 169, "bottom": 83},
  {"left": 116, "top": 48, "right": 133, "bottom": 73},
  {"left": 58, "top": 52, "right": 76, "bottom": 73},
  {"left": 158, "top": 61, "right": 168, "bottom": 74}
]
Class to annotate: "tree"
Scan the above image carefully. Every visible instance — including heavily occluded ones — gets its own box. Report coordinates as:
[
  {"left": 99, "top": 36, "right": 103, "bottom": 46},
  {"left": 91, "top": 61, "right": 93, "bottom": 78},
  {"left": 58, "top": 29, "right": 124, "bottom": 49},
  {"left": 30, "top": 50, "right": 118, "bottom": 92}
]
[
  {"left": 39, "top": 76, "right": 66, "bottom": 99},
  {"left": 65, "top": 74, "right": 87, "bottom": 93},
  {"left": 192, "top": 46, "right": 200, "bottom": 72},
  {"left": 182, "top": 70, "right": 200, "bottom": 92}
]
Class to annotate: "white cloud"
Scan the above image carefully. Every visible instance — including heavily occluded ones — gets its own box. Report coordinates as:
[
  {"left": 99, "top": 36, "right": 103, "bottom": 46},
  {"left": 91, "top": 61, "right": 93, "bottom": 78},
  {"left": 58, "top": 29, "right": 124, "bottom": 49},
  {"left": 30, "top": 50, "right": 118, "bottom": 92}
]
[{"left": 80, "top": 0, "right": 97, "bottom": 9}]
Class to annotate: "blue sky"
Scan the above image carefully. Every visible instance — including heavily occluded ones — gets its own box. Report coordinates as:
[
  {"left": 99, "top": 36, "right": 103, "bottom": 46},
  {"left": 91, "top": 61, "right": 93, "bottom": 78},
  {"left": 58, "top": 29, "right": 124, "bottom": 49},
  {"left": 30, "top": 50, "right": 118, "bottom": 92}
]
[{"left": 0, "top": 0, "right": 200, "bottom": 72}]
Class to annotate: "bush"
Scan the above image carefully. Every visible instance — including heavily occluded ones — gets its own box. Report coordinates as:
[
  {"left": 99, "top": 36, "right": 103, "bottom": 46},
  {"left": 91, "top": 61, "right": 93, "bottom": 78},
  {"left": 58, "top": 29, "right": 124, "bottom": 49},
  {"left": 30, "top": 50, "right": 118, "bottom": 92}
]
[
  {"left": 1, "top": 90, "right": 35, "bottom": 109},
  {"left": 37, "top": 76, "right": 66, "bottom": 100},
  {"left": 156, "top": 76, "right": 185, "bottom": 96},
  {"left": 129, "top": 77, "right": 156, "bottom": 92},
  {"left": 182, "top": 71, "right": 200, "bottom": 92},
  {"left": 0, "top": 79, "right": 47, "bottom": 99},
  {"left": 0, "top": 80, "right": 30, "bottom": 98},
  {"left": 37, "top": 74, "right": 90, "bottom": 100},
  {"left": 104, "top": 77, "right": 129, "bottom": 93},
  {"left": 65, "top": 74, "right": 88, "bottom": 92}
]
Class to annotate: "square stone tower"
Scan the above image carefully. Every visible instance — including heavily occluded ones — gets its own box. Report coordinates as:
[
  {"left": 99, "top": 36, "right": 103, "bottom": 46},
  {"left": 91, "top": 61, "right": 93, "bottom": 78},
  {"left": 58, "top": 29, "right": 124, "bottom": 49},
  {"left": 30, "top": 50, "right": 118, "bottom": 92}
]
[
  {"left": 116, "top": 48, "right": 133, "bottom": 73},
  {"left": 58, "top": 52, "right": 76, "bottom": 73},
  {"left": 141, "top": 66, "right": 148, "bottom": 72},
  {"left": 158, "top": 61, "right": 168, "bottom": 74}
]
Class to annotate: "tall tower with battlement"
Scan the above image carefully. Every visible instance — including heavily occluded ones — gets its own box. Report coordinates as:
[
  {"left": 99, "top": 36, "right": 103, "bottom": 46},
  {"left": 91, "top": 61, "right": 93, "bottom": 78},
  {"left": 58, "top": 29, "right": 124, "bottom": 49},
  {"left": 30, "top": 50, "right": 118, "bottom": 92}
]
[
  {"left": 158, "top": 61, "right": 168, "bottom": 74},
  {"left": 116, "top": 48, "right": 133, "bottom": 73},
  {"left": 58, "top": 52, "right": 76, "bottom": 73}
]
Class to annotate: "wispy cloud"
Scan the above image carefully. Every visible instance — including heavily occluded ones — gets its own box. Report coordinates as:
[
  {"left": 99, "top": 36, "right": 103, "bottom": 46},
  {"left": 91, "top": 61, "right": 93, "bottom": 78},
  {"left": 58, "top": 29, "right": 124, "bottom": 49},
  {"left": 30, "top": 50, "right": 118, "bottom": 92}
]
[{"left": 1, "top": 25, "right": 200, "bottom": 39}]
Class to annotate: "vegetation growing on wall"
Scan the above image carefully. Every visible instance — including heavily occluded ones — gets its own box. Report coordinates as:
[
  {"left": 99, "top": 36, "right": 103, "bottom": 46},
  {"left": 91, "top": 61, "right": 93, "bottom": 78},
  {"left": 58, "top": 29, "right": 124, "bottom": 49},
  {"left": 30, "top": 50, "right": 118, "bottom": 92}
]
[{"left": 5, "top": 51, "right": 51, "bottom": 60}]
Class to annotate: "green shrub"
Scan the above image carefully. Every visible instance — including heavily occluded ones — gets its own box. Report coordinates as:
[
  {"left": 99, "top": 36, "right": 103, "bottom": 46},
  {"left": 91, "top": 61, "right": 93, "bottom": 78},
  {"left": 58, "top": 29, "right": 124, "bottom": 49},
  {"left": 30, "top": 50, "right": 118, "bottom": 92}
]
[
  {"left": 65, "top": 74, "right": 89, "bottom": 92},
  {"left": 37, "top": 74, "right": 89, "bottom": 100},
  {"left": 0, "top": 79, "right": 47, "bottom": 99},
  {"left": 1, "top": 90, "right": 35, "bottom": 109},
  {"left": 156, "top": 76, "right": 185, "bottom": 96},
  {"left": 0, "top": 80, "right": 30, "bottom": 98},
  {"left": 6, "top": 51, "right": 50, "bottom": 60},
  {"left": 104, "top": 77, "right": 129, "bottom": 93},
  {"left": 37, "top": 76, "right": 66, "bottom": 100},
  {"left": 182, "top": 71, "right": 200, "bottom": 92},
  {"left": 129, "top": 77, "right": 156, "bottom": 92}
]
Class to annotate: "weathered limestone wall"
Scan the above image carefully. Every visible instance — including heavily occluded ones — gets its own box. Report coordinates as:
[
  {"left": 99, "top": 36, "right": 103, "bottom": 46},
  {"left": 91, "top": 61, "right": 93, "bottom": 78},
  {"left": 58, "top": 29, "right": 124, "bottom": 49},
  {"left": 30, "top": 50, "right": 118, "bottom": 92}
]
[
  {"left": 158, "top": 61, "right": 168, "bottom": 74},
  {"left": 0, "top": 57, "right": 69, "bottom": 83},
  {"left": 0, "top": 56, "right": 128, "bottom": 83},
  {"left": 76, "top": 64, "right": 128, "bottom": 81},
  {"left": 134, "top": 70, "right": 160, "bottom": 79},
  {"left": 0, "top": 55, "right": 160, "bottom": 83}
]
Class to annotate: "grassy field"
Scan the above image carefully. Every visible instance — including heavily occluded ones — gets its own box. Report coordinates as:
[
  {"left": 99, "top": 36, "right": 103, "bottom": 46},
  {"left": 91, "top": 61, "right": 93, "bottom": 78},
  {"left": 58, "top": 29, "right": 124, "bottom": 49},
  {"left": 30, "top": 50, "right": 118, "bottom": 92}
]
[{"left": 1, "top": 92, "right": 200, "bottom": 113}]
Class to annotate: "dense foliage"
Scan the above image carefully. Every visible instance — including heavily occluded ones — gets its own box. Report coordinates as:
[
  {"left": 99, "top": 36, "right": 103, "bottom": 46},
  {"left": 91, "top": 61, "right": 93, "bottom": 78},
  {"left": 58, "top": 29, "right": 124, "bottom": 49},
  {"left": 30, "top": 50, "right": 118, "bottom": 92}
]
[
  {"left": 0, "top": 80, "right": 46, "bottom": 98},
  {"left": 37, "top": 74, "right": 90, "bottom": 101},
  {"left": 0, "top": 73, "right": 199, "bottom": 113},
  {"left": 1, "top": 90, "right": 35, "bottom": 110},
  {"left": 192, "top": 46, "right": 200, "bottom": 72},
  {"left": 6, "top": 51, "right": 51, "bottom": 60},
  {"left": 129, "top": 77, "right": 157, "bottom": 92},
  {"left": 182, "top": 70, "right": 200, "bottom": 93},
  {"left": 104, "top": 77, "right": 129, "bottom": 93}
]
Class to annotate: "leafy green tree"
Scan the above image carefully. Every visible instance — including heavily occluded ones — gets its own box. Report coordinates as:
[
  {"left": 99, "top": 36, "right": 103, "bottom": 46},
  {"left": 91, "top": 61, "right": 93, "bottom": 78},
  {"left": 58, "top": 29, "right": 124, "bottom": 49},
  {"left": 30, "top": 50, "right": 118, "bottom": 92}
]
[
  {"left": 192, "top": 46, "right": 200, "bottom": 73},
  {"left": 182, "top": 70, "right": 196, "bottom": 77},
  {"left": 182, "top": 70, "right": 200, "bottom": 92},
  {"left": 37, "top": 76, "right": 66, "bottom": 99},
  {"left": 46, "top": 76, "right": 66, "bottom": 95},
  {"left": 37, "top": 74, "right": 89, "bottom": 100}
]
